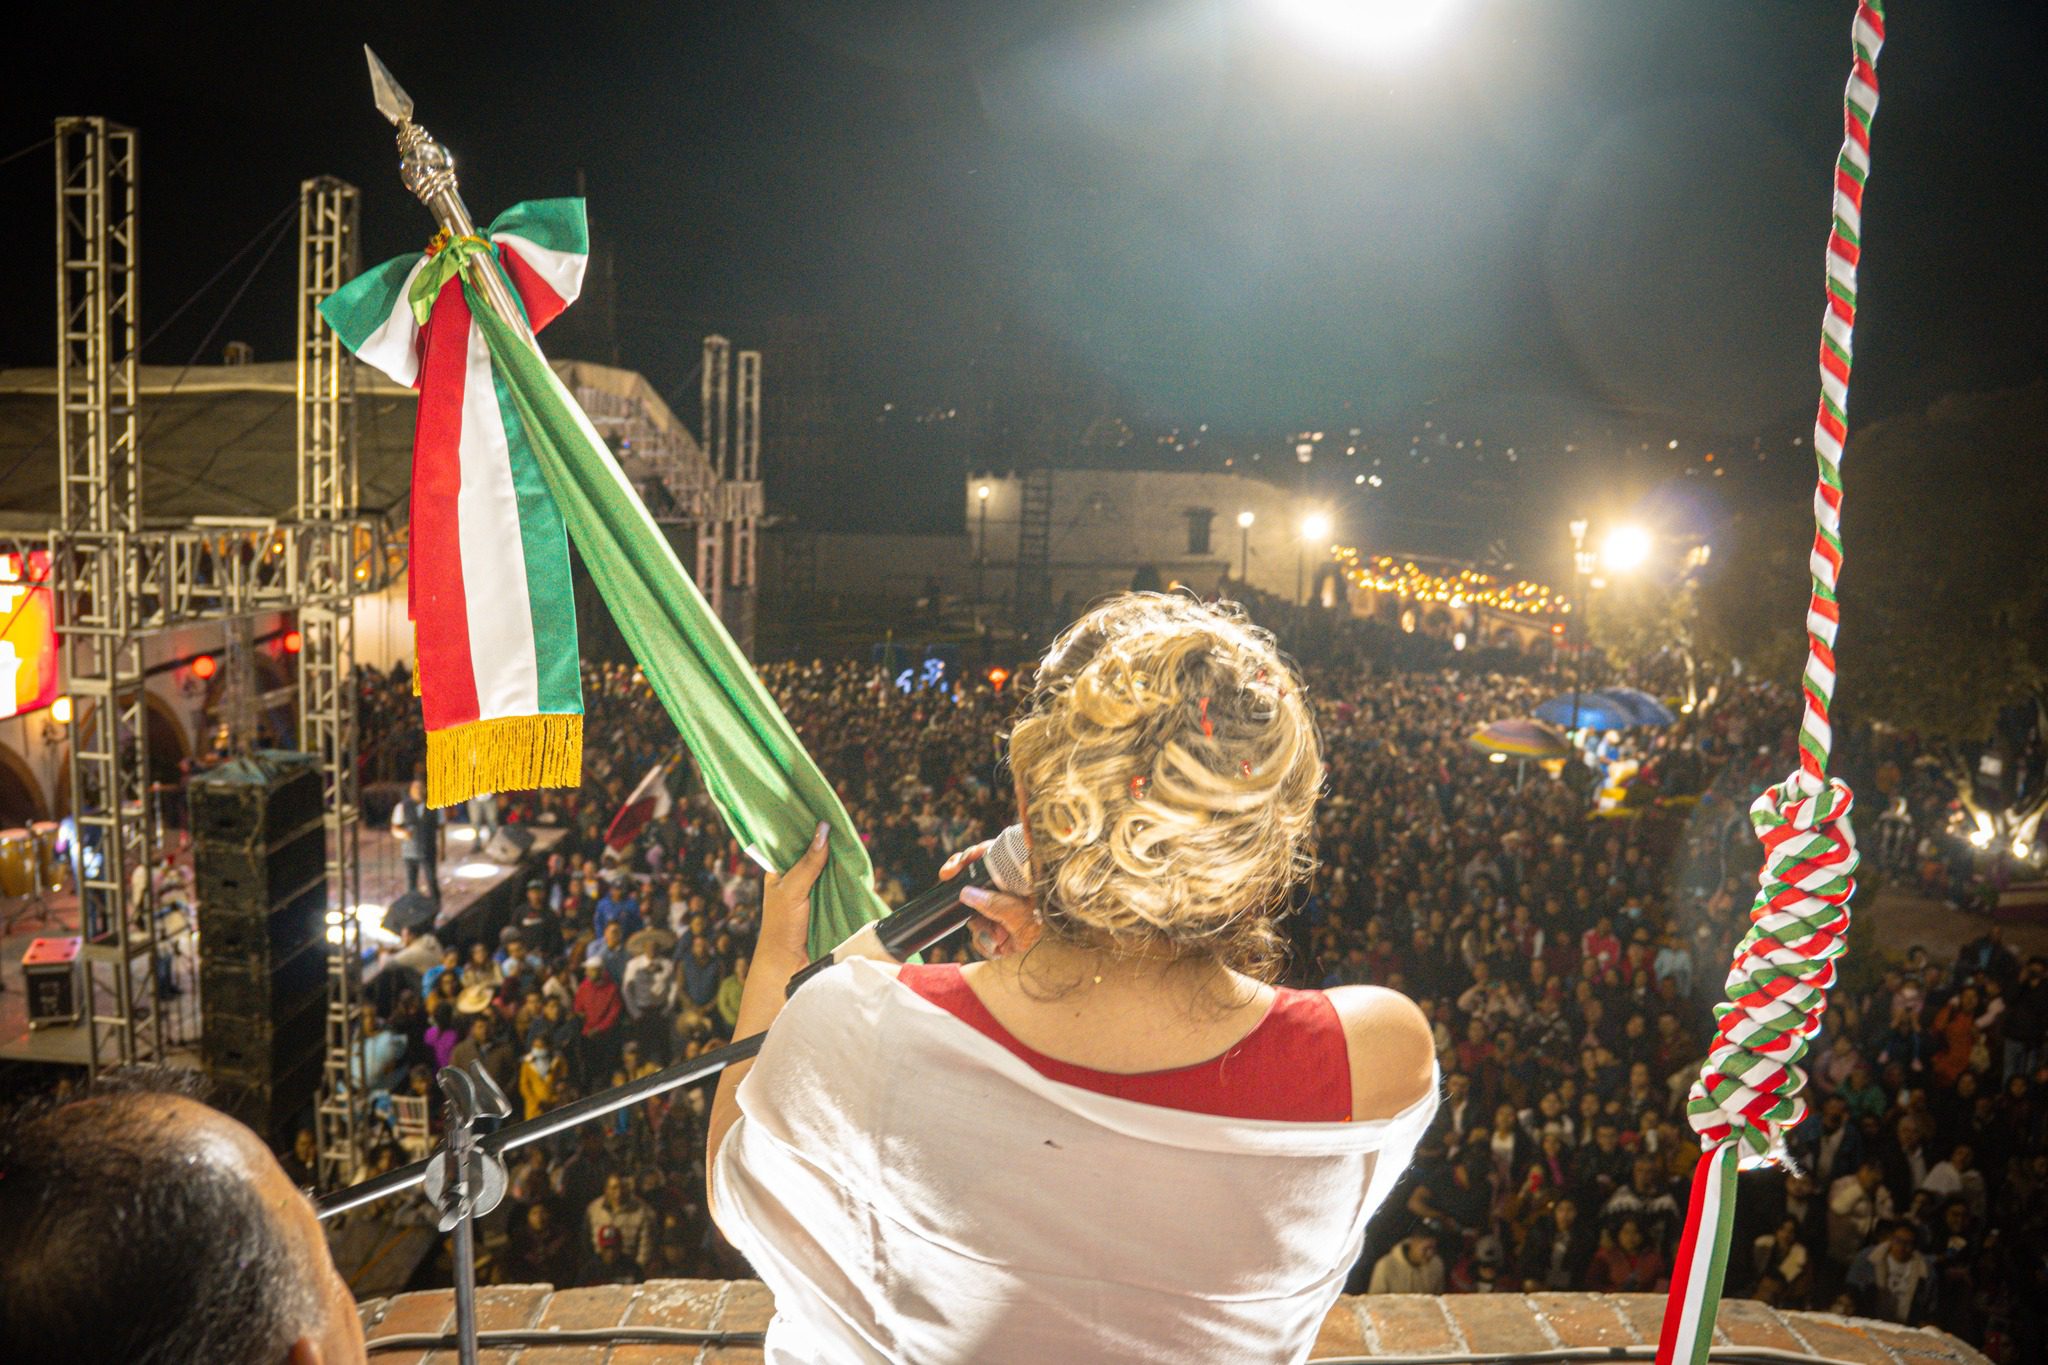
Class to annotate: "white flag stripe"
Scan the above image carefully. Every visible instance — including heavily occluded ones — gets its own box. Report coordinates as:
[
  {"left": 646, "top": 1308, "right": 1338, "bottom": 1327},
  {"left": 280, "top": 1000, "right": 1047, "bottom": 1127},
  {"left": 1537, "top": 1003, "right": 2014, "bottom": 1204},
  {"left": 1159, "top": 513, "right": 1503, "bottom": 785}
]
[
  {"left": 493, "top": 231, "right": 588, "bottom": 309},
  {"left": 458, "top": 319, "right": 543, "bottom": 721},
  {"left": 353, "top": 256, "right": 431, "bottom": 388}
]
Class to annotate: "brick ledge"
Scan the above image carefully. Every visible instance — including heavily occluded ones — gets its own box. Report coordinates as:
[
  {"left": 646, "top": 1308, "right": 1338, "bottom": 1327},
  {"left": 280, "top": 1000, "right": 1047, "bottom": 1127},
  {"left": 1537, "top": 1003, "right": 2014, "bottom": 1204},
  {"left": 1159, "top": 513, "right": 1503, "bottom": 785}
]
[{"left": 354, "top": 1282, "right": 1992, "bottom": 1364}]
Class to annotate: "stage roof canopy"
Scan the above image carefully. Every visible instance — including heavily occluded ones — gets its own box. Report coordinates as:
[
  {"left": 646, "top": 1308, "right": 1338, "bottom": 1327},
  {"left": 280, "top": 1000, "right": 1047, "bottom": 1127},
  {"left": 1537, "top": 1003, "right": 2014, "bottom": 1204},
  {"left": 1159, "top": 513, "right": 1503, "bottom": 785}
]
[{"left": 0, "top": 357, "right": 687, "bottom": 532}]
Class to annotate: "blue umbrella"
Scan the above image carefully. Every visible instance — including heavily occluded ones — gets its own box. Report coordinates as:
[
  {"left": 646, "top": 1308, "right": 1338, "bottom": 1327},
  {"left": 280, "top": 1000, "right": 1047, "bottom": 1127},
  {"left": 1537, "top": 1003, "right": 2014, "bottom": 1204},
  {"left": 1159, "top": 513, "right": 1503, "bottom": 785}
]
[
  {"left": 1599, "top": 686, "right": 1678, "bottom": 727},
  {"left": 1533, "top": 688, "right": 1675, "bottom": 731},
  {"left": 1534, "top": 690, "right": 1634, "bottom": 732}
]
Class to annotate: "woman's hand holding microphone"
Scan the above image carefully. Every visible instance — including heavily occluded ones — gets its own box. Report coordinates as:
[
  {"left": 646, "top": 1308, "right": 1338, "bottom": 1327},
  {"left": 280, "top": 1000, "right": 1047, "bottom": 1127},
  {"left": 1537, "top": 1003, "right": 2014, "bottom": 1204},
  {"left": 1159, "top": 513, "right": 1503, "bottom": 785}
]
[{"left": 939, "top": 839, "right": 1041, "bottom": 960}]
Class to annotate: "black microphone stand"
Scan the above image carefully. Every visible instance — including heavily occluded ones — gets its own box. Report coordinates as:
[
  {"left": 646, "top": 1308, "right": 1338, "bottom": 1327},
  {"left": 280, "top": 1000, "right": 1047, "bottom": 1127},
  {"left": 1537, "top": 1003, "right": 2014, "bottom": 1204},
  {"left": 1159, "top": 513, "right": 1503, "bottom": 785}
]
[
  {"left": 316, "top": 860, "right": 997, "bottom": 1358},
  {"left": 316, "top": 1028, "right": 767, "bottom": 1221}
]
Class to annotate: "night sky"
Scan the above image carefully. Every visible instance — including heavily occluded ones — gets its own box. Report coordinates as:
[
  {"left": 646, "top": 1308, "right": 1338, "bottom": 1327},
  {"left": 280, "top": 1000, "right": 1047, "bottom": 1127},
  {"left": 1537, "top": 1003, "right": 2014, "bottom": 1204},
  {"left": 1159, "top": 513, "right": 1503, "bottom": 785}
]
[{"left": 4, "top": 0, "right": 2043, "bottom": 556}]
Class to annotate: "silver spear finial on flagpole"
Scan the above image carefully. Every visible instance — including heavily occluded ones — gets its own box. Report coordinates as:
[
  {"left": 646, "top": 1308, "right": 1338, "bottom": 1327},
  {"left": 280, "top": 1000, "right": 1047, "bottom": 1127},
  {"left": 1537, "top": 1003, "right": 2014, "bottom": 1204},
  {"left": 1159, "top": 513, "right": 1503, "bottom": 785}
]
[{"left": 362, "top": 45, "right": 534, "bottom": 344}]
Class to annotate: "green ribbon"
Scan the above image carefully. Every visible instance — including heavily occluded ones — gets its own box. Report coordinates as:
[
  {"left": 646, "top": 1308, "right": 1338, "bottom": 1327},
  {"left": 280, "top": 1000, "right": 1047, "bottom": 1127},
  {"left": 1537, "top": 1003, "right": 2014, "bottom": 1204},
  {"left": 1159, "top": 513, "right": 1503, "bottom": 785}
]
[
  {"left": 469, "top": 289, "right": 889, "bottom": 958},
  {"left": 407, "top": 235, "right": 493, "bottom": 327}
]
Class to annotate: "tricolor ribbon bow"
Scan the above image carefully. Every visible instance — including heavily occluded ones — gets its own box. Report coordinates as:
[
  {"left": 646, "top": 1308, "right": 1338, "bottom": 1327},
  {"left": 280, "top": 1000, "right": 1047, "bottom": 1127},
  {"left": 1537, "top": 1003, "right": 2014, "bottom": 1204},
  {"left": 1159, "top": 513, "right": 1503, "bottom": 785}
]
[{"left": 321, "top": 199, "right": 591, "bottom": 807}]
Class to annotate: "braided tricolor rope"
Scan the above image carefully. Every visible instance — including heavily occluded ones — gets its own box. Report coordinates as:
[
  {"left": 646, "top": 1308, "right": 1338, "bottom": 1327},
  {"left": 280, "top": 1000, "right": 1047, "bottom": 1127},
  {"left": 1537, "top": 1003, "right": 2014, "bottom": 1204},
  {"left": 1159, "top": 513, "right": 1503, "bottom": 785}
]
[
  {"left": 1686, "top": 0, "right": 1881, "bottom": 1172},
  {"left": 1657, "top": 6, "right": 1884, "bottom": 1363}
]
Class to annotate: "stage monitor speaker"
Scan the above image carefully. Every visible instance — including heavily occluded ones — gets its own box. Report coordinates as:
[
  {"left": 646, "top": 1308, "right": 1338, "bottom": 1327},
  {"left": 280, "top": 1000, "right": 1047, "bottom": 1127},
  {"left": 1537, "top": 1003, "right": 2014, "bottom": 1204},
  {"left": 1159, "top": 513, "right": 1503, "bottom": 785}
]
[
  {"left": 481, "top": 825, "right": 534, "bottom": 862},
  {"left": 190, "top": 752, "right": 329, "bottom": 1143},
  {"left": 191, "top": 750, "right": 323, "bottom": 845}
]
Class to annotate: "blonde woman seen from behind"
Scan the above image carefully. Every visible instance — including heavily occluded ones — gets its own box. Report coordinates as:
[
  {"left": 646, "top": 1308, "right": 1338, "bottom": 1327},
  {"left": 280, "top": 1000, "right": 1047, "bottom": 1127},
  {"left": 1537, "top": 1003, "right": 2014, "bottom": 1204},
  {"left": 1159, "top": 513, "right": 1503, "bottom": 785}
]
[{"left": 706, "top": 593, "right": 1438, "bottom": 1363}]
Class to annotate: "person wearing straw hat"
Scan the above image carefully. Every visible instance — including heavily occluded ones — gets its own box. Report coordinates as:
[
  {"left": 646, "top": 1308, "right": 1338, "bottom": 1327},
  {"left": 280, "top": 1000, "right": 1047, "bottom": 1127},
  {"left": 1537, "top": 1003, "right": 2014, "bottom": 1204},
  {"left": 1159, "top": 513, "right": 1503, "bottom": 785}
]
[{"left": 455, "top": 979, "right": 497, "bottom": 1021}]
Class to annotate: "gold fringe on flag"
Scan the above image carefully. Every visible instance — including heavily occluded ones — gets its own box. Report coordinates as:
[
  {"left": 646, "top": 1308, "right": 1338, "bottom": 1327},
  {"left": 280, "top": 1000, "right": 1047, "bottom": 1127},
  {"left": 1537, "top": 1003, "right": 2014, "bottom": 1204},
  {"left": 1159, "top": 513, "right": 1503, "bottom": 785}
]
[
  {"left": 424, "top": 712, "right": 583, "bottom": 808},
  {"left": 410, "top": 621, "right": 422, "bottom": 697}
]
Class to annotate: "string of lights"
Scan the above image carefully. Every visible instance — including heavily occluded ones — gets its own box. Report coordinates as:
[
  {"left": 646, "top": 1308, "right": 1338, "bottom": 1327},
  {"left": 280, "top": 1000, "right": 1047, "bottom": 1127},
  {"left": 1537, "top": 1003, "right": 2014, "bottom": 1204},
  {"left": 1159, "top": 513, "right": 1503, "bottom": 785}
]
[{"left": 1330, "top": 547, "right": 1570, "bottom": 616}]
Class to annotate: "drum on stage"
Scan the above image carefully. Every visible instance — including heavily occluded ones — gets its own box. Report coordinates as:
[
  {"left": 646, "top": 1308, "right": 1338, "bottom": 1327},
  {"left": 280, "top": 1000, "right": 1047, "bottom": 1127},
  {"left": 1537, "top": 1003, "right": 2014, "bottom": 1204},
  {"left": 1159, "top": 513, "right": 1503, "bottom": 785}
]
[
  {"left": 28, "top": 821, "right": 65, "bottom": 893},
  {"left": 0, "top": 829, "right": 36, "bottom": 898}
]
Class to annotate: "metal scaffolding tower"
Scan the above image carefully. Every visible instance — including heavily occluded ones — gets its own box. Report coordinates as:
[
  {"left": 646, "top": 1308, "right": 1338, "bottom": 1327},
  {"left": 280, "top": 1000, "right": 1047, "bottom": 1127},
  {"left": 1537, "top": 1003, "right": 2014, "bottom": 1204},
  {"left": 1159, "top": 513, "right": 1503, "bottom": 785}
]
[
  {"left": 734, "top": 348, "right": 761, "bottom": 591},
  {"left": 295, "top": 176, "right": 368, "bottom": 1187},
  {"left": 697, "top": 335, "right": 731, "bottom": 615},
  {"left": 1014, "top": 467, "right": 1054, "bottom": 634},
  {"left": 54, "top": 116, "right": 164, "bottom": 1071},
  {"left": 40, "top": 129, "right": 395, "bottom": 1159}
]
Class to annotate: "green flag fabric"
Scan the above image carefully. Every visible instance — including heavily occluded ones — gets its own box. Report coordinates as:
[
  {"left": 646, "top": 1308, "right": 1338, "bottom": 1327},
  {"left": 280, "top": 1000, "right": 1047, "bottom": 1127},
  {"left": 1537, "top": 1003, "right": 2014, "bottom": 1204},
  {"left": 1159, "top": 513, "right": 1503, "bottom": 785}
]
[{"left": 470, "top": 286, "right": 887, "bottom": 956}]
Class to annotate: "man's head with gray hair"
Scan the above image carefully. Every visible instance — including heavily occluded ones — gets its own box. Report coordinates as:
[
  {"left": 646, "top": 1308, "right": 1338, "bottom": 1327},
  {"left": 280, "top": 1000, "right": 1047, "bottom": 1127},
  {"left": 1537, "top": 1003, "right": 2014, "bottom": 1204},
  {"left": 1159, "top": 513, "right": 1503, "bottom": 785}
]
[{"left": 0, "top": 1066, "right": 364, "bottom": 1364}]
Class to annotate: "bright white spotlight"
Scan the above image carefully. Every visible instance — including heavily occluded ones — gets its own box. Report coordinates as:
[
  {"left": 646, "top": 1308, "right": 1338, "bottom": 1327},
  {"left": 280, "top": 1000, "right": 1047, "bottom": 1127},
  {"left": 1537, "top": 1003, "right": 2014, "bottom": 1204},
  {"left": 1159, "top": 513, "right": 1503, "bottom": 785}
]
[
  {"left": 1300, "top": 511, "right": 1332, "bottom": 543},
  {"left": 454, "top": 861, "right": 502, "bottom": 881},
  {"left": 1600, "top": 525, "right": 1653, "bottom": 575},
  {"left": 1237, "top": 510, "right": 1256, "bottom": 529},
  {"left": 1268, "top": 0, "right": 1464, "bottom": 61}
]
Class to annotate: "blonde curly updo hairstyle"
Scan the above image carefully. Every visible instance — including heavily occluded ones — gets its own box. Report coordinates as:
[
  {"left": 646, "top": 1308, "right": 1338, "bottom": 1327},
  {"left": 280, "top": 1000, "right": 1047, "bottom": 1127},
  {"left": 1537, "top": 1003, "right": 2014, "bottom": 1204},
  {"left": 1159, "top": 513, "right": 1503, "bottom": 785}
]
[{"left": 1005, "top": 592, "right": 1323, "bottom": 980}]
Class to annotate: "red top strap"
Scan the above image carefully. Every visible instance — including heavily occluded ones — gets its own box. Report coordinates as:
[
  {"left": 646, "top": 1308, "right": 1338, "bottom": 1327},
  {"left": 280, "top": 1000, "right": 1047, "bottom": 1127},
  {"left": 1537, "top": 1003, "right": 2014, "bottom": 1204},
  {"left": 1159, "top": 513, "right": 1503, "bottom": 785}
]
[{"left": 896, "top": 963, "right": 1352, "bottom": 1122}]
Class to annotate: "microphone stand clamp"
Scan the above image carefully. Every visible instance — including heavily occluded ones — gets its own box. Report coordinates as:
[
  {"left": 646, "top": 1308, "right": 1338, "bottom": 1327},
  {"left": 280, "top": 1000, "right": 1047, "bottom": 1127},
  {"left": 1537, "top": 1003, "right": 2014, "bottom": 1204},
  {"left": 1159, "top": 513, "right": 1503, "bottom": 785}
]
[{"left": 429, "top": 1062, "right": 514, "bottom": 1365}]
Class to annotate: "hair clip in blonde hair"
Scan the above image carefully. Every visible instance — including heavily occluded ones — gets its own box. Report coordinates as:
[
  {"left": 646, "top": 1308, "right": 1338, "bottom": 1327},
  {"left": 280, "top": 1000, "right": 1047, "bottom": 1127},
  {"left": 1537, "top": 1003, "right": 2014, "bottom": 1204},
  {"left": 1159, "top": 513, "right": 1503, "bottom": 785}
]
[
  {"left": 1199, "top": 696, "right": 1213, "bottom": 738},
  {"left": 1241, "top": 760, "right": 1254, "bottom": 778},
  {"left": 1129, "top": 774, "right": 1150, "bottom": 801}
]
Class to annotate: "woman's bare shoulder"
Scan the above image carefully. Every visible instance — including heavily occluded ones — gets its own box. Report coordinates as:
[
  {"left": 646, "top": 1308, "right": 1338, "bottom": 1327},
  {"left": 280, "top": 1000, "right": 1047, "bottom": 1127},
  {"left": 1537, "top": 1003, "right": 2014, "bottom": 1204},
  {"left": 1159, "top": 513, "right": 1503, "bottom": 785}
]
[{"left": 1323, "top": 985, "right": 1438, "bottom": 1123}]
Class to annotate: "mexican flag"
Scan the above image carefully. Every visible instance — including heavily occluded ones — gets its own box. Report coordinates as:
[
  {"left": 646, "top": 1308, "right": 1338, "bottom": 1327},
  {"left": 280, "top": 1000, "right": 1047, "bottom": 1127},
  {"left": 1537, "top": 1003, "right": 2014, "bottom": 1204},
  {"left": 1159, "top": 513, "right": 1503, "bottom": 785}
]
[
  {"left": 320, "top": 200, "right": 588, "bottom": 808},
  {"left": 606, "top": 758, "right": 675, "bottom": 851},
  {"left": 321, "top": 198, "right": 888, "bottom": 958}
]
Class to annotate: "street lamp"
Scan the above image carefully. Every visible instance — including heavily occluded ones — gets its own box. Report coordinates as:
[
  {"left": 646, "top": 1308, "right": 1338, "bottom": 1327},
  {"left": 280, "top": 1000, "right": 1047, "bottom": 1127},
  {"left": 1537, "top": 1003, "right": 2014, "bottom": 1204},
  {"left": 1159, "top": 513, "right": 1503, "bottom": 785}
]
[
  {"left": 975, "top": 483, "right": 992, "bottom": 603},
  {"left": 1600, "top": 524, "right": 1652, "bottom": 575},
  {"left": 1267, "top": 0, "right": 1466, "bottom": 62},
  {"left": 1298, "top": 511, "right": 1331, "bottom": 605},
  {"left": 1236, "top": 510, "right": 1255, "bottom": 584}
]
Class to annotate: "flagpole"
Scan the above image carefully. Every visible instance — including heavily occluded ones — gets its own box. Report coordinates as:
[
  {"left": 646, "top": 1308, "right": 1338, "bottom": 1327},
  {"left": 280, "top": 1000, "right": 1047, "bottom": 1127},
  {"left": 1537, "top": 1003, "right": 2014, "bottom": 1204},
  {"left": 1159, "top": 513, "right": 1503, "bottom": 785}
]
[{"left": 364, "top": 47, "right": 535, "bottom": 348}]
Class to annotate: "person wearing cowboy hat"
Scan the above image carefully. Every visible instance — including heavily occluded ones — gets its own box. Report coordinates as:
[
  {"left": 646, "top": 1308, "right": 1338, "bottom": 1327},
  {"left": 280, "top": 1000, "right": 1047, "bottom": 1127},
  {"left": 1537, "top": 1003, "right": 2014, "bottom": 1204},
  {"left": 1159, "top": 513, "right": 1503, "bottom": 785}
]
[{"left": 455, "top": 979, "right": 497, "bottom": 1020}]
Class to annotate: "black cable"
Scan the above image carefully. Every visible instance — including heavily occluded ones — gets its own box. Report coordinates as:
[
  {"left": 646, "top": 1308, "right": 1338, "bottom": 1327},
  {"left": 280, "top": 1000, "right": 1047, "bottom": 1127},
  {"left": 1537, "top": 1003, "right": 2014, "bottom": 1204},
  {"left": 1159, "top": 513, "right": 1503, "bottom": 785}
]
[
  {"left": 141, "top": 205, "right": 298, "bottom": 423},
  {"left": 0, "top": 135, "right": 55, "bottom": 171},
  {"left": 137, "top": 197, "right": 301, "bottom": 358},
  {"left": 0, "top": 195, "right": 300, "bottom": 493}
]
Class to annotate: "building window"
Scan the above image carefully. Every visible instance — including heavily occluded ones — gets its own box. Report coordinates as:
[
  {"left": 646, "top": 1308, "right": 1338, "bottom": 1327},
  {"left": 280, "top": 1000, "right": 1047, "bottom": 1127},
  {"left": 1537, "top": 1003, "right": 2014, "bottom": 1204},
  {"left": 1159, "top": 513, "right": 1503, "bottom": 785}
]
[{"left": 1184, "top": 508, "right": 1214, "bottom": 557}]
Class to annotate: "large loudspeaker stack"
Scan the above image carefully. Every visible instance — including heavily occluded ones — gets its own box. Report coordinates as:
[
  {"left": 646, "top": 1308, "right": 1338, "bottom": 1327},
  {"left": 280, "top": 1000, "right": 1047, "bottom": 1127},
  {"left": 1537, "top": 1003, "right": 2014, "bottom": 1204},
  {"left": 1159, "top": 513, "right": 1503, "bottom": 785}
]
[{"left": 191, "top": 752, "right": 328, "bottom": 1144}]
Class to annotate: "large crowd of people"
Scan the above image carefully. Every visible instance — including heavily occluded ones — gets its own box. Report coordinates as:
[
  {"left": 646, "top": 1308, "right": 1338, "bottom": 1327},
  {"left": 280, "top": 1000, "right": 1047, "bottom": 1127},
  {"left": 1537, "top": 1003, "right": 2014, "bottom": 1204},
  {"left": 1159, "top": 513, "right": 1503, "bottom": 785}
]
[{"left": 320, "top": 619, "right": 2048, "bottom": 1359}]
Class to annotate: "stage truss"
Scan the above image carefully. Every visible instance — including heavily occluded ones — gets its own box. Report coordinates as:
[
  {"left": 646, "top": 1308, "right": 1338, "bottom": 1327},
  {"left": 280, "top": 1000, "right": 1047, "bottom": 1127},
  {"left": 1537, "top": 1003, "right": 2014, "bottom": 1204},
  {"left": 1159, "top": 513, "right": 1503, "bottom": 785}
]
[
  {"left": 44, "top": 120, "right": 396, "bottom": 1185},
  {"left": 38, "top": 119, "right": 764, "bottom": 1187}
]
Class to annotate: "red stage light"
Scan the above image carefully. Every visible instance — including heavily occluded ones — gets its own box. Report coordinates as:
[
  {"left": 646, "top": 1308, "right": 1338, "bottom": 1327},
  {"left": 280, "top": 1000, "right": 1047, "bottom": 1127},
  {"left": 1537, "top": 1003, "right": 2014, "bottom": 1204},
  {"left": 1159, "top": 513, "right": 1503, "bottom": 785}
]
[
  {"left": 191, "top": 654, "right": 217, "bottom": 680},
  {"left": 283, "top": 630, "right": 303, "bottom": 654},
  {"left": 986, "top": 666, "right": 1010, "bottom": 693}
]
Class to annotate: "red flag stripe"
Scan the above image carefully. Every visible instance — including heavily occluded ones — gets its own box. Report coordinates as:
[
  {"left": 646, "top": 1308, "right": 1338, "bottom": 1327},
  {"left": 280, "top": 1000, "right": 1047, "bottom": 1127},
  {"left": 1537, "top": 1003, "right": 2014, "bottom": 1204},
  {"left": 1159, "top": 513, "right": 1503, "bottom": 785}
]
[
  {"left": 411, "top": 279, "right": 481, "bottom": 728},
  {"left": 497, "top": 247, "right": 571, "bottom": 334}
]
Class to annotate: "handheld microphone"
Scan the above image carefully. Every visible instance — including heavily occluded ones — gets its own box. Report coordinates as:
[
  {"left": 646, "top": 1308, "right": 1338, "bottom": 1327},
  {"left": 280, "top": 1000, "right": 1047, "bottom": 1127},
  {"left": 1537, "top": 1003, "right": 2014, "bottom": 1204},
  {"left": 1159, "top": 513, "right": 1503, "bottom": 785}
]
[{"left": 785, "top": 824, "right": 1032, "bottom": 996}]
